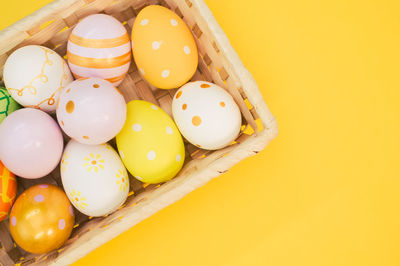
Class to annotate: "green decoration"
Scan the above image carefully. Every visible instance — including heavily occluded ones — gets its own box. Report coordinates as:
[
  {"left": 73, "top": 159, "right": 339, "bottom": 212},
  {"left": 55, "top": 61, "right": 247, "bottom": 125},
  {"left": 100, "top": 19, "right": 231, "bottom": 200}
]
[{"left": 0, "top": 86, "right": 21, "bottom": 124}]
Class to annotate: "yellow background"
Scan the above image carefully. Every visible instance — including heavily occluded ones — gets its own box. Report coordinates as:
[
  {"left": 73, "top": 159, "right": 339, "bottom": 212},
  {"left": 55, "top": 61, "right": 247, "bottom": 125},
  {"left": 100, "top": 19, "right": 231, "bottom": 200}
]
[{"left": 1, "top": 0, "right": 400, "bottom": 265}]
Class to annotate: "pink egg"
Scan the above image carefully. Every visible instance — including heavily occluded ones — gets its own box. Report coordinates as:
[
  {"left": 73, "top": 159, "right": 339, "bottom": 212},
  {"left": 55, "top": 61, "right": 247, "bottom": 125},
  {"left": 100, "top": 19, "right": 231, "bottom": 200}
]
[
  {"left": 67, "top": 14, "right": 131, "bottom": 86},
  {"left": 56, "top": 77, "right": 127, "bottom": 145},
  {"left": 0, "top": 108, "right": 64, "bottom": 179}
]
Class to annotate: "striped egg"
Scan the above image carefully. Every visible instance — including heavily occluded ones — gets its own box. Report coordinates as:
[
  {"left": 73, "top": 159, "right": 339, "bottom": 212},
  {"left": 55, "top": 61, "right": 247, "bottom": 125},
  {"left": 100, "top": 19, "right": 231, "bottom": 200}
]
[{"left": 67, "top": 14, "right": 131, "bottom": 86}]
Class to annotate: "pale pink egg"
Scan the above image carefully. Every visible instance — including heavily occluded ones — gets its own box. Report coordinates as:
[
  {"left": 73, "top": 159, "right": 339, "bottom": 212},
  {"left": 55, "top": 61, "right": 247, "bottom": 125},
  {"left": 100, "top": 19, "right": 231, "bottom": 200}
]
[{"left": 56, "top": 77, "right": 127, "bottom": 145}]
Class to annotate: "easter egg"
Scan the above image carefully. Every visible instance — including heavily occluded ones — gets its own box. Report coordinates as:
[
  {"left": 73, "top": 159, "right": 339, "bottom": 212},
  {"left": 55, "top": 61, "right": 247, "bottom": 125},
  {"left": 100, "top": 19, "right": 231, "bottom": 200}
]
[
  {"left": 172, "top": 81, "right": 242, "bottom": 150},
  {"left": 67, "top": 14, "right": 131, "bottom": 86},
  {"left": 131, "top": 5, "right": 198, "bottom": 89},
  {"left": 61, "top": 140, "right": 129, "bottom": 216},
  {"left": 0, "top": 161, "right": 17, "bottom": 221},
  {"left": 9, "top": 184, "right": 74, "bottom": 254},
  {"left": 0, "top": 108, "right": 64, "bottom": 179},
  {"left": 0, "top": 87, "right": 21, "bottom": 124},
  {"left": 3, "top": 45, "right": 73, "bottom": 112},
  {"left": 56, "top": 77, "right": 126, "bottom": 145},
  {"left": 116, "top": 100, "right": 185, "bottom": 183}
]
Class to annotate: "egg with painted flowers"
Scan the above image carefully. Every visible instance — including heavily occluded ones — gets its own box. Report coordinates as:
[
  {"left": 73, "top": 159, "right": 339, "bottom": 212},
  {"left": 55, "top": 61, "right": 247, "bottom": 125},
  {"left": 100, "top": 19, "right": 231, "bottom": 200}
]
[
  {"left": 67, "top": 14, "right": 131, "bottom": 86},
  {"left": 9, "top": 184, "right": 74, "bottom": 254},
  {"left": 0, "top": 161, "right": 17, "bottom": 221},
  {"left": 3, "top": 45, "right": 73, "bottom": 112},
  {"left": 116, "top": 100, "right": 185, "bottom": 184},
  {"left": 61, "top": 140, "right": 129, "bottom": 217},
  {"left": 172, "top": 81, "right": 242, "bottom": 150},
  {"left": 131, "top": 5, "right": 198, "bottom": 89},
  {"left": 56, "top": 77, "right": 126, "bottom": 145}
]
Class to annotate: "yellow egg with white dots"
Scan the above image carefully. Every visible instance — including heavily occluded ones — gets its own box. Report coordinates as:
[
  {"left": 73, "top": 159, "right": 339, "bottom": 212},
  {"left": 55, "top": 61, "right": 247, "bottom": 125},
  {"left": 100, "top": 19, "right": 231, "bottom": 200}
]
[
  {"left": 116, "top": 100, "right": 185, "bottom": 183},
  {"left": 131, "top": 5, "right": 198, "bottom": 89}
]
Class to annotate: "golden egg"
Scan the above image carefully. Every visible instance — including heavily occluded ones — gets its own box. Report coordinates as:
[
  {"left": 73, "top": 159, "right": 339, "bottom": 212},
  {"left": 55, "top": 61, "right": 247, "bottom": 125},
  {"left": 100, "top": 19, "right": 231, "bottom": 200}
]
[{"left": 9, "top": 184, "right": 74, "bottom": 254}]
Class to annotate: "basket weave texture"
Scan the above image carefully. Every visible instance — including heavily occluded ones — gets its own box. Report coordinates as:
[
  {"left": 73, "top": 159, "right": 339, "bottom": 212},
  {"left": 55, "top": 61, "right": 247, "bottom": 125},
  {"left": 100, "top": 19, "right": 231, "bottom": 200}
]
[{"left": 0, "top": 0, "right": 278, "bottom": 265}]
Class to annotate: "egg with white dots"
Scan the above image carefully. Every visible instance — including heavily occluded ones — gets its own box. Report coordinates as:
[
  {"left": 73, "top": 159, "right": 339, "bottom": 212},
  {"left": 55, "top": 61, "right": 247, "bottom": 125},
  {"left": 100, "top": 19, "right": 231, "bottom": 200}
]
[
  {"left": 131, "top": 5, "right": 198, "bottom": 89},
  {"left": 61, "top": 140, "right": 129, "bottom": 217},
  {"left": 116, "top": 100, "right": 185, "bottom": 184},
  {"left": 56, "top": 77, "right": 126, "bottom": 145},
  {"left": 172, "top": 81, "right": 242, "bottom": 150}
]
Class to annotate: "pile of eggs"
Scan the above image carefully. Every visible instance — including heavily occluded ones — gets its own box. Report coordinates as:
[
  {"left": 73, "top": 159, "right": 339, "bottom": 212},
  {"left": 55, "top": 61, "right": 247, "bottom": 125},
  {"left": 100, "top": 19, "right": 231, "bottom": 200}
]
[{"left": 0, "top": 5, "right": 241, "bottom": 254}]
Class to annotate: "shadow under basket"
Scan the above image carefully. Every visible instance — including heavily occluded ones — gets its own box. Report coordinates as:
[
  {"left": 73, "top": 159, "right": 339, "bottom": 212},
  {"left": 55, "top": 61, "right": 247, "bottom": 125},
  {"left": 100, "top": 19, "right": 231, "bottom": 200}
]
[{"left": 0, "top": 0, "right": 278, "bottom": 265}]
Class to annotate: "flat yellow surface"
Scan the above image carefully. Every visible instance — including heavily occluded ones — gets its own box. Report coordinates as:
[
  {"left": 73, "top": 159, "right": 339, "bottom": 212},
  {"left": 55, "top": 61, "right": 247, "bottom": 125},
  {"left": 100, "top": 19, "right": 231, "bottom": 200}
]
[{"left": 1, "top": 0, "right": 400, "bottom": 265}]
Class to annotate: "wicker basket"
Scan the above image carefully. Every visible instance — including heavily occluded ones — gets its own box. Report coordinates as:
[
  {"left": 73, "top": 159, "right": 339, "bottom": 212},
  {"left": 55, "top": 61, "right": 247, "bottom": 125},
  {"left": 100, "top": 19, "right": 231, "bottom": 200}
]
[{"left": 0, "top": 0, "right": 278, "bottom": 265}]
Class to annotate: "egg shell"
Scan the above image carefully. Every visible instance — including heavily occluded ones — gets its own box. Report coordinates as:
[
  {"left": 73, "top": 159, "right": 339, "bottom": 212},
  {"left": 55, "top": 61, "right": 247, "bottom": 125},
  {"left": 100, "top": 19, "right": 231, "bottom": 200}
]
[
  {"left": 56, "top": 77, "right": 127, "bottom": 145},
  {"left": 0, "top": 161, "right": 17, "bottom": 221},
  {"left": 0, "top": 108, "right": 64, "bottom": 179},
  {"left": 3, "top": 45, "right": 73, "bottom": 112},
  {"left": 172, "top": 81, "right": 242, "bottom": 150},
  {"left": 131, "top": 5, "right": 198, "bottom": 89},
  {"left": 0, "top": 87, "right": 21, "bottom": 124},
  {"left": 67, "top": 14, "right": 131, "bottom": 86},
  {"left": 9, "top": 184, "right": 74, "bottom": 254},
  {"left": 61, "top": 140, "right": 129, "bottom": 217},
  {"left": 116, "top": 100, "right": 185, "bottom": 184}
]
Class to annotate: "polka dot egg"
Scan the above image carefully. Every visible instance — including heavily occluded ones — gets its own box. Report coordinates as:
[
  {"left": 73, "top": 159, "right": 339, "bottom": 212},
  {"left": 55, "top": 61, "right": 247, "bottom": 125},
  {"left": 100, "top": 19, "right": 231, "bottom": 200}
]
[
  {"left": 61, "top": 141, "right": 129, "bottom": 217},
  {"left": 56, "top": 77, "right": 126, "bottom": 145},
  {"left": 9, "top": 184, "right": 74, "bottom": 254},
  {"left": 116, "top": 100, "right": 185, "bottom": 184},
  {"left": 172, "top": 81, "right": 242, "bottom": 150},
  {"left": 67, "top": 14, "right": 131, "bottom": 86},
  {"left": 131, "top": 5, "right": 198, "bottom": 89}
]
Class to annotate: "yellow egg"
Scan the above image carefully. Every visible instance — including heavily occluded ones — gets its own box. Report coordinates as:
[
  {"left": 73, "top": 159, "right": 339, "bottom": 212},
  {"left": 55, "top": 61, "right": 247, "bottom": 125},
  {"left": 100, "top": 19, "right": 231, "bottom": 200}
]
[
  {"left": 131, "top": 5, "right": 198, "bottom": 89},
  {"left": 116, "top": 100, "right": 185, "bottom": 183}
]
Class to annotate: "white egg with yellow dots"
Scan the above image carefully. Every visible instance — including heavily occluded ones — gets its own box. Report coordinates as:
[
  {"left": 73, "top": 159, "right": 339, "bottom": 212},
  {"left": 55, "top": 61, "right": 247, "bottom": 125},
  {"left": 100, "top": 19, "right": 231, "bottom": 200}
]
[
  {"left": 172, "top": 81, "right": 242, "bottom": 150},
  {"left": 3, "top": 45, "right": 73, "bottom": 112},
  {"left": 60, "top": 140, "right": 129, "bottom": 217}
]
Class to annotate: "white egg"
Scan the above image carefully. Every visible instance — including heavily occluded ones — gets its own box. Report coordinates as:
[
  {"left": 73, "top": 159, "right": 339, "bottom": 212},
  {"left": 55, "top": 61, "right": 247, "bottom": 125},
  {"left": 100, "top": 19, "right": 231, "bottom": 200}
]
[
  {"left": 61, "top": 140, "right": 129, "bottom": 216},
  {"left": 172, "top": 81, "right": 242, "bottom": 150},
  {"left": 3, "top": 45, "right": 73, "bottom": 112}
]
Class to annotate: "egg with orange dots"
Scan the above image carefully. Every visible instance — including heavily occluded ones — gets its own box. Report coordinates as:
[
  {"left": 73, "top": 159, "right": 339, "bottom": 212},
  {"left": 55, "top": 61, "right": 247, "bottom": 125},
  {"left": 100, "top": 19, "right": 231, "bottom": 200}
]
[
  {"left": 131, "top": 5, "right": 198, "bottom": 89},
  {"left": 56, "top": 77, "right": 126, "bottom": 145},
  {"left": 67, "top": 14, "right": 131, "bottom": 86},
  {"left": 0, "top": 161, "right": 17, "bottom": 221},
  {"left": 172, "top": 81, "right": 242, "bottom": 150},
  {"left": 9, "top": 184, "right": 74, "bottom": 254}
]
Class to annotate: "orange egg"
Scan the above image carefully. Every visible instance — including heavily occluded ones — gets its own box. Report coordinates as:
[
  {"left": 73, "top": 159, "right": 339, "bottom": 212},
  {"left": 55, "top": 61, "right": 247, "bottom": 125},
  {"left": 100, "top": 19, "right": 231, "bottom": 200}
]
[
  {"left": 0, "top": 161, "right": 17, "bottom": 221},
  {"left": 131, "top": 5, "right": 198, "bottom": 89},
  {"left": 9, "top": 184, "right": 74, "bottom": 254}
]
